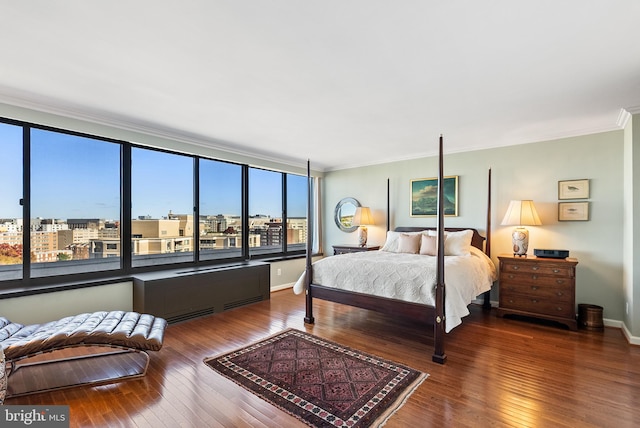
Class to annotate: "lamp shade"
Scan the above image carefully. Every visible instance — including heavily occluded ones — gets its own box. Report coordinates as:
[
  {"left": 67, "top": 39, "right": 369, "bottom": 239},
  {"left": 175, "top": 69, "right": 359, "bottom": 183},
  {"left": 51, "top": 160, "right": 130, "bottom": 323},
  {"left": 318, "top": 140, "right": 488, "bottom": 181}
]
[
  {"left": 352, "top": 207, "right": 374, "bottom": 226},
  {"left": 501, "top": 200, "right": 542, "bottom": 226}
]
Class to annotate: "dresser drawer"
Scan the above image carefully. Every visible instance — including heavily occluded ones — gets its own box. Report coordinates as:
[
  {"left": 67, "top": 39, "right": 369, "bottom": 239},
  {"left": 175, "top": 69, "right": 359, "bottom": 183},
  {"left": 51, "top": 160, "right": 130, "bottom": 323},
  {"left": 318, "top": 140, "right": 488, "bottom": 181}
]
[
  {"left": 500, "top": 262, "right": 573, "bottom": 277},
  {"left": 499, "top": 294, "right": 574, "bottom": 318},
  {"left": 500, "top": 281, "right": 573, "bottom": 302},
  {"left": 500, "top": 272, "right": 573, "bottom": 289}
]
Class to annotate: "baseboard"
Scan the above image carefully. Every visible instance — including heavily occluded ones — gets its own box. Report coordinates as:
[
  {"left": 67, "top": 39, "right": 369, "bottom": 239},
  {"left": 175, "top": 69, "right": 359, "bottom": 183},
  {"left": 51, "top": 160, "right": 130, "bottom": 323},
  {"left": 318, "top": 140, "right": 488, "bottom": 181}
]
[
  {"left": 600, "top": 318, "right": 640, "bottom": 345},
  {"left": 603, "top": 318, "right": 623, "bottom": 329},
  {"left": 271, "top": 282, "right": 294, "bottom": 292},
  {"left": 618, "top": 320, "right": 640, "bottom": 345}
]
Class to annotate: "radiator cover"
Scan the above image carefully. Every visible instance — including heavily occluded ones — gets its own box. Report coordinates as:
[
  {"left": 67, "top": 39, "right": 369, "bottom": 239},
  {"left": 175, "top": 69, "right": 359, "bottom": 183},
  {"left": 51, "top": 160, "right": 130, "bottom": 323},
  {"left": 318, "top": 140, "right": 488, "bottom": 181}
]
[{"left": 133, "top": 262, "right": 270, "bottom": 323}]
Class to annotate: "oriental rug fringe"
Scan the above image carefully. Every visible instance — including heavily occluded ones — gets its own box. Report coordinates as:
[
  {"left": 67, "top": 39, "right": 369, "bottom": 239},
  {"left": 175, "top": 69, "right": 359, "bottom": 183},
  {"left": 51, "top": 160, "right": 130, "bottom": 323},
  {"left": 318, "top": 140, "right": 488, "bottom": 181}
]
[{"left": 204, "top": 329, "right": 427, "bottom": 427}]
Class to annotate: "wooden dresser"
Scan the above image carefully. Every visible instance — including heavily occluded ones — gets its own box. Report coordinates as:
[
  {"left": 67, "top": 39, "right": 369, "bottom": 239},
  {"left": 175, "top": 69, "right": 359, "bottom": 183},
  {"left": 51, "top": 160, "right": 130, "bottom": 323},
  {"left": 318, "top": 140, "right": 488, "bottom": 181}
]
[
  {"left": 497, "top": 254, "right": 578, "bottom": 330},
  {"left": 332, "top": 244, "right": 380, "bottom": 255}
]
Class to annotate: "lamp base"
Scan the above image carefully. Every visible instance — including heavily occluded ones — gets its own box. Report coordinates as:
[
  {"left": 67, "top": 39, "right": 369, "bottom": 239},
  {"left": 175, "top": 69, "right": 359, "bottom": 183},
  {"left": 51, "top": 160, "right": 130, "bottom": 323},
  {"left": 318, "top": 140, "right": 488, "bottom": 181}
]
[
  {"left": 511, "top": 227, "right": 529, "bottom": 256},
  {"left": 357, "top": 226, "right": 368, "bottom": 247}
]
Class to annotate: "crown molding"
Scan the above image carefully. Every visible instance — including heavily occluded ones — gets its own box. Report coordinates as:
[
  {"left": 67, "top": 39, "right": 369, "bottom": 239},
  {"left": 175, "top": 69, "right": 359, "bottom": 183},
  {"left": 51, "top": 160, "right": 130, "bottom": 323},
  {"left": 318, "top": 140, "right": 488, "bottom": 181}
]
[
  {"left": 618, "top": 106, "right": 640, "bottom": 128},
  {"left": 617, "top": 108, "right": 631, "bottom": 128}
]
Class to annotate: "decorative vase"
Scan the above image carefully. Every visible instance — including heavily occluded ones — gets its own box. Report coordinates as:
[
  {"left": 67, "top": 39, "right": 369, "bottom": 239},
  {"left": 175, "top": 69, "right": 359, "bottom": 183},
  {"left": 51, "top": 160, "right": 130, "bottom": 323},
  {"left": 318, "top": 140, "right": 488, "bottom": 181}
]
[
  {"left": 357, "top": 226, "right": 368, "bottom": 247},
  {"left": 512, "top": 227, "right": 529, "bottom": 256}
]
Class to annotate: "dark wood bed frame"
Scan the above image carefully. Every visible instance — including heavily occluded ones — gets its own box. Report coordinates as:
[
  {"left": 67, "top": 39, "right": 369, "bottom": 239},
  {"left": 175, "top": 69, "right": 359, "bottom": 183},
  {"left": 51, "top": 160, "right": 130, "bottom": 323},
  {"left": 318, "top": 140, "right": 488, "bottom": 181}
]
[{"left": 303, "top": 136, "right": 492, "bottom": 364}]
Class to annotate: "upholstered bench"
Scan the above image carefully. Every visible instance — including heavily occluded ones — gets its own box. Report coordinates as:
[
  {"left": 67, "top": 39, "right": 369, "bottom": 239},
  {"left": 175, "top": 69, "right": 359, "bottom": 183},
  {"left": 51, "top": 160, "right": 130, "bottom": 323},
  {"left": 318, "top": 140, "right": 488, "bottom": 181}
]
[
  {"left": 0, "top": 346, "right": 5, "bottom": 404},
  {"left": 0, "top": 311, "right": 167, "bottom": 398}
]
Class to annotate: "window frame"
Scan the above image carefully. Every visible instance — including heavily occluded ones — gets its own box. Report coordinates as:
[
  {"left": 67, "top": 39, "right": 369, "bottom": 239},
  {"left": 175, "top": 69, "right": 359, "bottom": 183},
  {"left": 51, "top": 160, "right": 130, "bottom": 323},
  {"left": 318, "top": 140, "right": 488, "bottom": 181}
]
[{"left": 0, "top": 117, "right": 311, "bottom": 290}]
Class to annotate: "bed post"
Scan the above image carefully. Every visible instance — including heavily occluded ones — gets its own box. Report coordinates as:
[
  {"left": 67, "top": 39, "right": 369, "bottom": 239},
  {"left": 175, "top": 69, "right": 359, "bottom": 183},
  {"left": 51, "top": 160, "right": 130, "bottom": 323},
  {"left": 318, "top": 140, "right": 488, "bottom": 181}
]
[
  {"left": 386, "top": 178, "right": 390, "bottom": 232},
  {"left": 483, "top": 168, "right": 492, "bottom": 310},
  {"left": 433, "top": 135, "right": 447, "bottom": 364},
  {"left": 304, "top": 160, "right": 314, "bottom": 324}
]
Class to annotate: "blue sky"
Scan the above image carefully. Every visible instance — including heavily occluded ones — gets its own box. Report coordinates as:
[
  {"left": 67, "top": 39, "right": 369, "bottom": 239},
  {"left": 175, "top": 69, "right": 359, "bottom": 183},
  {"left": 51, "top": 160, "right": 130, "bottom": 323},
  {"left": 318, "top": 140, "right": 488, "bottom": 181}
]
[
  {"left": 1, "top": 122, "right": 306, "bottom": 220},
  {"left": 0, "top": 123, "right": 25, "bottom": 218}
]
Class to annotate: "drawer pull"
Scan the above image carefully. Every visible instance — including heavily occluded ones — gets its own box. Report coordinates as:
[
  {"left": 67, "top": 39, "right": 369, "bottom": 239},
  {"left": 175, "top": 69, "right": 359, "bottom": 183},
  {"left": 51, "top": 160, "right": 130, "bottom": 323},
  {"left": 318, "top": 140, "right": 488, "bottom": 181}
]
[
  {"left": 531, "top": 286, "right": 539, "bottom": 291},
  {"left": 531, "top": 299, "right": 538, "bottom": 303},
  {"left": 557, "top": 292, "right": 564, "bottom": 297},
  {"left": 553, "top": 269, "right": 560, "bottom": 273},
  {"left": 556, "top": 279, "right": 565, "bottom": 284},
  {"left": 508, "top": 274, "right": 515, "bottom": 279},
  {"left": 512, "top": 266, "right": 519, "bottom": 270},
  {"left": 557, "top": 307, "right": 563, "bottom": 311},
  {"left": 531, "top": 266, "right": 539, "bottom": 271},
  {"left": 532, "top": 275, "right": 538, "bottom": 280}
]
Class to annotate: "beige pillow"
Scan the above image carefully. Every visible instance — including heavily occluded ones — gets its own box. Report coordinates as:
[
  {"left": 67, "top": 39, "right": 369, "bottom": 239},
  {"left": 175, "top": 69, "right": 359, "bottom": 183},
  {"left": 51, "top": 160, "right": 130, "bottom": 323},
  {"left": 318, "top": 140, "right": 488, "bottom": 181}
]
[
  {"left": 397, "top": 233, "right": 421, "bottom": 254},
  {"left": 381, "top": 230, "right": 423, "bottom": 252},
  {"left": 419, "top": 234, "right": 437, "bottom": 256}
]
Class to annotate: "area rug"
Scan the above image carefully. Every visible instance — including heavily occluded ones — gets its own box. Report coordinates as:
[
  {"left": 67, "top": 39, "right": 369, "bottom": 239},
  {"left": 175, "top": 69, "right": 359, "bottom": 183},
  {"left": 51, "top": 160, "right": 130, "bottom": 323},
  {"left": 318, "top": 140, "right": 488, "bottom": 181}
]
[{"left": 204, "top": 329, "right": 427, "bottom": 427}]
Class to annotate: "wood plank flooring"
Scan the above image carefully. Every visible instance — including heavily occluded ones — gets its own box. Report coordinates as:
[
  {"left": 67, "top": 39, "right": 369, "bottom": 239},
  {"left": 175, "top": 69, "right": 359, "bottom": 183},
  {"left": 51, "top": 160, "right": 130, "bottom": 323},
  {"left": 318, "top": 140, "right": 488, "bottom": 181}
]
[{"left": 6, "top": 289, "right": 640, "bottom": 427}]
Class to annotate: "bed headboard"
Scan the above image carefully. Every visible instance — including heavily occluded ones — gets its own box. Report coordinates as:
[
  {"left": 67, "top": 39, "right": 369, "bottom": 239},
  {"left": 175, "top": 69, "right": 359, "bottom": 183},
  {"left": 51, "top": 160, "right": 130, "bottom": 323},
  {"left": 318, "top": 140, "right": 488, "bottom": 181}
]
[{"left": 394, "top": 227, "right": 486, "bottom": 252}]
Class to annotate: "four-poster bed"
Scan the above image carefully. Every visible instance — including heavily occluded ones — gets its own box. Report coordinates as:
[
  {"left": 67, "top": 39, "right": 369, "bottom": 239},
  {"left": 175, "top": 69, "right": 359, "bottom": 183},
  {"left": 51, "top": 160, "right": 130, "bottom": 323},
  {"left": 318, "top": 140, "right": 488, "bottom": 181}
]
[{"left": 300, "top": 136, "right": 494, "bottom": 364}]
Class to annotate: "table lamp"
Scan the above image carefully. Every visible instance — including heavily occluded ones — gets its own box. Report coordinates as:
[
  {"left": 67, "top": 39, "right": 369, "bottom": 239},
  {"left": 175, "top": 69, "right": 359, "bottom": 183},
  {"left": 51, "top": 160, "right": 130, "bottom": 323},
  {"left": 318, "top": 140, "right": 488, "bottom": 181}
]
[
  {"left": 501, "top": 200, "right": 542, "bottom": 256},
  {"left": 352, "top": 207, "right": 374, "bottom": 247}
]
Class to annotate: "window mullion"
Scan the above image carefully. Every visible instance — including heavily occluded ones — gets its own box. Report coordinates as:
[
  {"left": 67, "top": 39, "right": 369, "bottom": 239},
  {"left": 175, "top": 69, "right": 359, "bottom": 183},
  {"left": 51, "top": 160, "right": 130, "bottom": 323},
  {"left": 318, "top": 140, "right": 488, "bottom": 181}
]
[
  {"left": 22, "top": 126, "right": 31, "bottom": 281},
  {"left": 122, "top": 144, "right": 132, "bottom": 271}
]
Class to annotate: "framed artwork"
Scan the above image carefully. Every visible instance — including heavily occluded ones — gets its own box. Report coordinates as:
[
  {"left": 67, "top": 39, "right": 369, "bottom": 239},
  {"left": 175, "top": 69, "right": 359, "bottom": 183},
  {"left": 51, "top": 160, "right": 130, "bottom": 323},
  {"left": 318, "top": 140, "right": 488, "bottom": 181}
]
[
  {"left": 410, "top": 175, "right": 458, "bottom": 217},
  {"left": 558, "top": 201, "right": 589, "bottom": 221},
  {"left": 558, "top": 179, "right": 589, "bottom": 200}
]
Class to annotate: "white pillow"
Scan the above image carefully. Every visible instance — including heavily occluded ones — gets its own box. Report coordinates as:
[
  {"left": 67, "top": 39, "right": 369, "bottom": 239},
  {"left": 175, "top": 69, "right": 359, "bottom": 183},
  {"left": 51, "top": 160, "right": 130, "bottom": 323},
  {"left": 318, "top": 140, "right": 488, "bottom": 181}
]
[
  {"left": 397, "top": 233, "right": 421, "bottom": 254},
  {"left": 381, "top": 230, "right": 423, "bottom": 253},
  {"left": 428, "top": 229, "right": 473, "bottom": 256},
  {"left": 445, "top": 229, "right": 473, "bottom": 256}
]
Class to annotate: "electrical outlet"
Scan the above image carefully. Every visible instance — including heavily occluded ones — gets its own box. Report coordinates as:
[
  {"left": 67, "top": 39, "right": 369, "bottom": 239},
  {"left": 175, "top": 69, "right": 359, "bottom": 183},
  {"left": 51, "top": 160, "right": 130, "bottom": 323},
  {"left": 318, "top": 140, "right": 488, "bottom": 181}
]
[{"left": 277, "top": 268, "right": 282, "bottom": 276}]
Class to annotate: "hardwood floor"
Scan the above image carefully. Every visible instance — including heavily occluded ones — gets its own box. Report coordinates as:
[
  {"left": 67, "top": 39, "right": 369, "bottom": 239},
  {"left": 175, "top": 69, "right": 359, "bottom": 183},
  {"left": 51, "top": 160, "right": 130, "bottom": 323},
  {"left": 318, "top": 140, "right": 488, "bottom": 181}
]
[{"left": 6, "top": 289, "right": 640, "bottom": 427}]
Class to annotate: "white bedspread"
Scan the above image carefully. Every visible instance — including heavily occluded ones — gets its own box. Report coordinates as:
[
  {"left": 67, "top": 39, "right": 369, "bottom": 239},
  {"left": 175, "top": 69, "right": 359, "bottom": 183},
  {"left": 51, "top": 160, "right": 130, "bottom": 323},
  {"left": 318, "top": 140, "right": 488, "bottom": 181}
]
[{"left": 293, "top": 246, "right": 497, "bottom": 333}]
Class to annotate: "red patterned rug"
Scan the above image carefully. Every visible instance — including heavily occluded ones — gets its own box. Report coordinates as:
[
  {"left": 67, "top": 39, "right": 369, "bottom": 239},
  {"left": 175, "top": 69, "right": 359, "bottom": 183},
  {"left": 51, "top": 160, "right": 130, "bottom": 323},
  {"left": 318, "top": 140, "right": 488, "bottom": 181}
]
[{"left": 204, "top": 329, "right": 427, "bottom": 427}]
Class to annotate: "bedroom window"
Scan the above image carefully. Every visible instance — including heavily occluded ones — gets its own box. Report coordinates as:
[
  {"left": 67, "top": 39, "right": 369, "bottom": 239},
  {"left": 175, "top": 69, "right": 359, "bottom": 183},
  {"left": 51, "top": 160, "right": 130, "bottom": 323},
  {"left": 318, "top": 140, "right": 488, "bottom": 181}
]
[
  {"left": 0, "top": 115, "right": 314, "bottom": 288},
  {"left": 248, "top": 167, "right": 283, "bottom": 257},
  {"left": 29, "top": 127, "right": 121, "bottom": 278},
  {"left": 0, "top": 122, "right": 23, "bottom": 281},
  {"left": 247, "top": 168, "right": 309, "bottom": 258},
  {"left": 198, "top": 158, "right": 242, "bottom": 261},
  {"left": 131, "top": 148, "right": 194, "bottom": 267},
  {"left": 286, "top": 173, "right": 307, "bottom": 253}
]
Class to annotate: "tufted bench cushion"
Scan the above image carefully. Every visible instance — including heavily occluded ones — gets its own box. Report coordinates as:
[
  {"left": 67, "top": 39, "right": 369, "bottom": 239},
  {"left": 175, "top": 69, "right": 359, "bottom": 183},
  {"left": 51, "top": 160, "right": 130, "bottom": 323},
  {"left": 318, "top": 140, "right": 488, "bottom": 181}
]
[
  {"left": 0, "top": 311, "right": 167, "bottom": 362},
  {"left": 0, "top": 346, "right": 5, "bottom": 404}
]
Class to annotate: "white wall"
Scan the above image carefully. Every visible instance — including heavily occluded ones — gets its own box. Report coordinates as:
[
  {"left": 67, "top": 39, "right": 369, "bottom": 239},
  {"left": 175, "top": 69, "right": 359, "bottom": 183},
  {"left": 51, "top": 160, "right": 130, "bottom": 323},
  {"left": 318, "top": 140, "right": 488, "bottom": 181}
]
[
  {"left": 323, "top": 131, "right": 626, "bottom": 321},
  {"left": 270, "top": 257, "right": 307, "bottom": 290},
  {"left": 0, "top": 282, "right": 132, "bottom": 325}
]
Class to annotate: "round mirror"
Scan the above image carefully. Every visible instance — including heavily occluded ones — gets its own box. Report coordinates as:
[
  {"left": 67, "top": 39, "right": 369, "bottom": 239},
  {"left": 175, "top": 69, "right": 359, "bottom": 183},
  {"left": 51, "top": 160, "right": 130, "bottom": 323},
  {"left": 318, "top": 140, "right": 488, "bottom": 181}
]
[{"left": 334, "top": 197, "right": 361, "bottom": 232}]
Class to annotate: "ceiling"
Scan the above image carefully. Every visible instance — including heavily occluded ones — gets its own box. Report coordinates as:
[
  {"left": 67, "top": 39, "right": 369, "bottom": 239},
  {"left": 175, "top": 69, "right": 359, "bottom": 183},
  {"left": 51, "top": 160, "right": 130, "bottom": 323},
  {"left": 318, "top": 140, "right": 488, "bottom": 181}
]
[{"left": 1, "top": 1, "right": 640, "bottom": 171}]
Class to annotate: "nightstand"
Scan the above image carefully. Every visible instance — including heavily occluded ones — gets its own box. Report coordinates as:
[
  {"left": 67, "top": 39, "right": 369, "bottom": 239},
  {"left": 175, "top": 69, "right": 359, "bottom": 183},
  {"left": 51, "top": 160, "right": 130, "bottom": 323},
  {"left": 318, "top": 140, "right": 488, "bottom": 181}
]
[
  {"left": 332, "top": 244, "right": 380, "bottom": 255},
  {"left": 497, "top": 254, "right": 578, "bottom": 330}
]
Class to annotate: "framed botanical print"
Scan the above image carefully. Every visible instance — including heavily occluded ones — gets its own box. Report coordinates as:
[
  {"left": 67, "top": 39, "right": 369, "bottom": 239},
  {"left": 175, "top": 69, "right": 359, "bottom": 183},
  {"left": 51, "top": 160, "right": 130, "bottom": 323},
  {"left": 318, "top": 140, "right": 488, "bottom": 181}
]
[
  {"left": 558, "top": 179, "right": 589, "bottom": 200},
  {"left": 410, "top": 176, "right": 458, "bottom": 217},
  {"left": 558, "top": 201, "right": 589, "bottom": 221}
]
